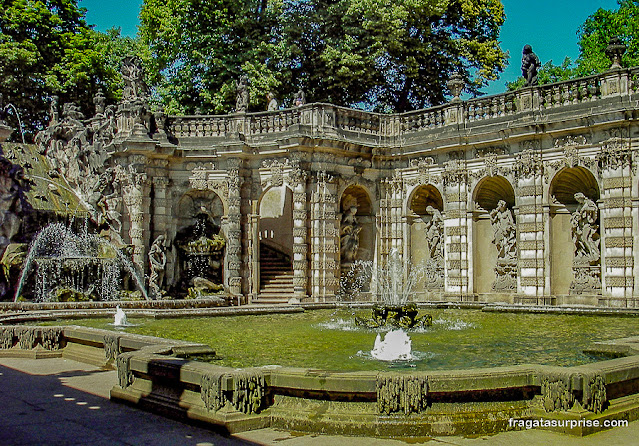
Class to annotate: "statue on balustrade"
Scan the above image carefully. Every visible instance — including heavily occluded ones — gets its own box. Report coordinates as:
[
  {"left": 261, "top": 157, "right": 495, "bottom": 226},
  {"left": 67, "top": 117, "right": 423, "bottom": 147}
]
[
  {"left": 266, "top": 92, "right": 278, "bottom": 111},
  {"left": 340, "top": 197, "right": 362, "bottom": 263},
  {"left": 424, "top": 206, "right": 443, "bottom": 260},
  {"left": 236, "top": 75, "right": 249, "bottom": 112},
  {"left": 294, "top": 89, "right": 306, "bottom": 107},
  {"left": 521, "top": 45, "right": 540, "bottom": 87},
  {"left": 571, "top": 192, "right": 600, "bottom": 262},
  {"left": 122, "top": 56, "right": 149, "bottom": 101}
]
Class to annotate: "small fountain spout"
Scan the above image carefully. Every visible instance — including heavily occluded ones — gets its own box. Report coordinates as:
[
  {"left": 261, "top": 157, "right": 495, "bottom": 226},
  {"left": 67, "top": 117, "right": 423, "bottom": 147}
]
[
  {"left": 114, "top": 305, "right": 128, "bottom": 327},
  {"left": 371, "top": 329, "right": 412, "bottom": 361}
]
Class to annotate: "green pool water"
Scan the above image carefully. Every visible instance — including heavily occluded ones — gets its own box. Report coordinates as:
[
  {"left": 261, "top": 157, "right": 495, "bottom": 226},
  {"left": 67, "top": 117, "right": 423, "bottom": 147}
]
[{"left": 45, "top": 308, "right": 639, "bottom": 371}]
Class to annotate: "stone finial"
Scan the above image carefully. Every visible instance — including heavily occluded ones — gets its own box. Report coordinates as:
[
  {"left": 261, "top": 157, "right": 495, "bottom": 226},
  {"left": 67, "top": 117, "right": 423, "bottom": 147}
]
[
  {"left": 605, "top": 37, "right": 627, "bottom": 70},
  {"left": 447, "top": 73, "right": 464, "bottom": 103}
]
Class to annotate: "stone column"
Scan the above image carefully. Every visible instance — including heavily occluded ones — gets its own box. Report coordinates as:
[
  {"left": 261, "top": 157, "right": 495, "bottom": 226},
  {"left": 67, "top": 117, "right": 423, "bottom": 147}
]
[
  {"left": 247, "top": 213, "right": 259, "bottom": 303},
  {"left": 513, "top": 150, "right": 546, "bottom": 303},
  {"left": 443, "top": 161, "right": 469, "bottom": 297},
  {"left": 118, "top": 165, "right": 149, "bottom": 272},
  {"left": 291, "top": 167, "right": 309, "bottom": 297},
  {"left": 379, "top": 176, "right": 404, "bottom": 280},
  {"left": 310, "top": 172, "right": 339, "bottom": 301},
  {"left": 226, "top": 158, "right": 243, "bottom": 296},
  {"left": 151, "top": 176, "right": 170, "bottom": 239},
  {"left": 599, "top": 142, "right": 634, "bottom": 306}
]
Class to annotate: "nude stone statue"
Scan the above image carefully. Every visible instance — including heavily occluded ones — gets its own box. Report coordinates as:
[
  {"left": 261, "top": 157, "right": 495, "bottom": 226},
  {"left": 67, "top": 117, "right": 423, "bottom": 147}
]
[
  {"left": 340, "top": 204, "right": 362, "bottom": 263},
  {"left": 424, "top": 206, "right": 443, "bottom": 259},
  {"left": 490, "top": 200, "right": 517, "bottom": 260},
  {"left": 148, "top": 234, "right": 167, "bottom": 298},
  {"left": 571, "top": 192, "right": 600, "bottom": 261}
]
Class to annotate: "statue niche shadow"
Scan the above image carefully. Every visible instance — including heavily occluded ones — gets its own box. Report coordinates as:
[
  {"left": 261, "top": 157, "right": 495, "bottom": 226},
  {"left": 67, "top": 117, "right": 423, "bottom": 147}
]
[{"left": 172, "top": 210, "right": 225, "bottom": 298}]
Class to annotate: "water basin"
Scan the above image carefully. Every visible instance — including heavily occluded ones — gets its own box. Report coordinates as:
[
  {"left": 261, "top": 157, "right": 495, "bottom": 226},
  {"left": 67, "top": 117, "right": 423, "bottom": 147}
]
[{"left": 41, "top": 308, "right": 639, "bottom": 371}]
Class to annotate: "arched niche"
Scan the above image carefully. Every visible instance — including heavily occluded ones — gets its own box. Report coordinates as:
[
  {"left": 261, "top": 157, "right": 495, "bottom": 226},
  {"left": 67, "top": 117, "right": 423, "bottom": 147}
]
[
  {"left": 340, "top": 185, "right": 374, "bottom": 265},
  {"left": 258, "top": 185, "right": 293, "bottom": 258},
  {"left": 472, "top": 176, "right": 516, "bottom": 293},
  {"left": 408, "top": 185, "right": 444, "bottom": 291},
  {"left": 172, "top": 190, "right": 226, "bottom": 295},
  {"left": 549, "top": 167, "right": 601, "bottom": 295}
]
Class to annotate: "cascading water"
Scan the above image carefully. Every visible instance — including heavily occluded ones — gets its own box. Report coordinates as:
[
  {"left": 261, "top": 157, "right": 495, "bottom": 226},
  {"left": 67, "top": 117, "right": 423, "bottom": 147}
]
[{"left": 13, "top": 222, "right": 149, "bottom": 302}]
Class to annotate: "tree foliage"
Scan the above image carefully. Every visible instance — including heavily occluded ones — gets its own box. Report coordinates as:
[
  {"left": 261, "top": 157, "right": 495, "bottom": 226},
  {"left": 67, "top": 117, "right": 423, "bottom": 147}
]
[
  {"left": 0, "top": 0, "right": 147, "bottom": 140},
  {"left": 140, "top": 0, "right": 507, "bottom": 114},
  {"left": 508, "top": 0, "right": 639, "bottom": 90}
]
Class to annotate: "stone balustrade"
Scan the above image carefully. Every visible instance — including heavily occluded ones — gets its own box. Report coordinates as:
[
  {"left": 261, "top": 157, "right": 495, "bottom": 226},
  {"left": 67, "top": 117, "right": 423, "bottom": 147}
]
[{"left": 166, "top": 67, "right": 636, "bottom": 148}]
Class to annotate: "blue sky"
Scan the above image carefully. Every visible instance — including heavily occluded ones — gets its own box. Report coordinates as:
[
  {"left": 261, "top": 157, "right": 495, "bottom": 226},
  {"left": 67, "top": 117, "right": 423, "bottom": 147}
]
[{"left": 79, "top": 0, "right": 622, "bottom": 96}]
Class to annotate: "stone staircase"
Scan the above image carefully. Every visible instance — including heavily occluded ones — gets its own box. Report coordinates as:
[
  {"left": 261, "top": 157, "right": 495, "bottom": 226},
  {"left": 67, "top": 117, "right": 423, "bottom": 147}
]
[{"left": 256, "top": 244, "right": 293, "bottom": 304}]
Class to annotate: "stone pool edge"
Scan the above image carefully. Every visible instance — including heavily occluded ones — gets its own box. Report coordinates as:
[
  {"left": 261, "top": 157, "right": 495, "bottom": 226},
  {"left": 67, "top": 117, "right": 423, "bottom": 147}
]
[{"left": 0, "top": 311, "right": 639, "bottom": 437}]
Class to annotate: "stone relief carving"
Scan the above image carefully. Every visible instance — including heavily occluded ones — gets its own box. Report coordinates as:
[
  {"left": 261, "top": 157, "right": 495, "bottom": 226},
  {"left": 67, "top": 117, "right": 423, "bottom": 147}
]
[
  {"left": 489, "top": 200, "right": 517, "bottom": 291},
  {"left": 442, "top": 159, "right": 467, "bottom": 186},
  {"left": 570, "top": 192, "right": 601, "bottom": 294},
  {"left": 513, "top": 149, "right": 543, "bottom": 180},
  {"left": 340, "top": 194, "right": 361, "bottom": 264}
]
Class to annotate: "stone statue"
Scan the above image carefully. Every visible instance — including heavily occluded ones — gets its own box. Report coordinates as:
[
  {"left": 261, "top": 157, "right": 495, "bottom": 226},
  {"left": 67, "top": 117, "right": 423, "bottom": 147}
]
[
  {"left": 49, "top": 95, "right": 59, "bottom": 126},
  {"left": 235, "top": 75, "right": 249, "bottom": 112},
  {"left": 148, "top": 234, "right": 167, "bottom": 298},
  {"left": 490, "top": 200, "right": 517, "bottom": 291},
  {"left": 0, "top": 156, "right": 25, "bottom": 248},
  {"left": 93, "top": 89, "right": 106, "bottom": 116},
  {"left": 424, "top": 206, "right": 443, "bottom": 259},
  {"left": 490, "top": 200, "right": 517, "bottom": 260},
  {"left": 294, "top": 89, "right": 306, "bottom": 107},
  {"left": 571, "top": 192, "right": 600, "bottom": 262},
  {"left": 340, "top": 201, "right": 362, "bottom": 263},
  {"left": 266, "top": 92, "right": 278, "bottom": 111},
  {"left": 121, "top": 56, "right": 149, "bottom": 101},
  {"left": 521, "top": 45, "right": 540, "bottom": 87}
]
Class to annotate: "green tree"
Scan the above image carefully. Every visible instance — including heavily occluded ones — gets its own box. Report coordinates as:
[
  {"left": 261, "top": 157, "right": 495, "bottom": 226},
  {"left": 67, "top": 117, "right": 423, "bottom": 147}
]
[
  {"left": 508, "top": 1, "right": 639, "bottom": 90},
  {"left": 0, "top": 1, "right": 146, "bottom": 140},
  {"left": 576, "top": 0, "right": 639, "bottom": 74},
  {"left": 140, "top": 0, "right": 507, "bottom": 113},
  {"left": 140, "top": 0, "right": 283, "bottom": 114}
]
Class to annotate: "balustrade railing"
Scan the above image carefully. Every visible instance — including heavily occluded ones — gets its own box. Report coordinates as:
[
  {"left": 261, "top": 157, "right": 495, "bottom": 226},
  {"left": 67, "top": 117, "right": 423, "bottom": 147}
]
[{"left": 167, "top": 68, "right": 635, "bottom": 146}]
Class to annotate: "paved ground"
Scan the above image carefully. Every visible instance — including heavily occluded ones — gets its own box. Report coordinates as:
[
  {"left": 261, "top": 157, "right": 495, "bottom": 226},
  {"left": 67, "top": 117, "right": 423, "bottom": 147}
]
[{"left": 0, "top": 357, "right": 638, "bottom": 445}]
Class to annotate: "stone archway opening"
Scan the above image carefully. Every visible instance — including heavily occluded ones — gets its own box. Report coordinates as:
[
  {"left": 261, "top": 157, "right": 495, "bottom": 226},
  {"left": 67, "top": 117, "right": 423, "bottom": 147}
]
[
  {"left": 172, "top": 190, "right": 225, "bottom": 297},
  {"left": 408, "top": 185, "right": 444, "bottom": 292},
  {"left": 472, "top": 176, "right": 516, "bottom": 294},
  {"left": 258, "top": 185, "right": 294, "bottom": 299},
  {"left": 549, "top": 167, "right": 601, "bottom": 296}
]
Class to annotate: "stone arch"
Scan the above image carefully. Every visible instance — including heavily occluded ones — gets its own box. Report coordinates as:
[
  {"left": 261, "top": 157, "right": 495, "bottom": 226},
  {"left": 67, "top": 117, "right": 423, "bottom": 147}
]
[
  {"left": 549, "top": 167, "right": 601, "bottom": 295},
  {"left": 408, "top": 184, "right": 444, "bottom": 215},
  {"left": 472, "top": 176, "right": 517, "bottom": 294},
  {"left": 408, "top": 184, "right": 444, "bottom": 292},
  {"left": 340, "top": 185, "right": 374, "bottom": 265},
  {"left": 171, "top": 189, "right": 226, "bottom": 296},
  {"left": 258, "top": 184, "right": 294, "bottom": 259}
]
